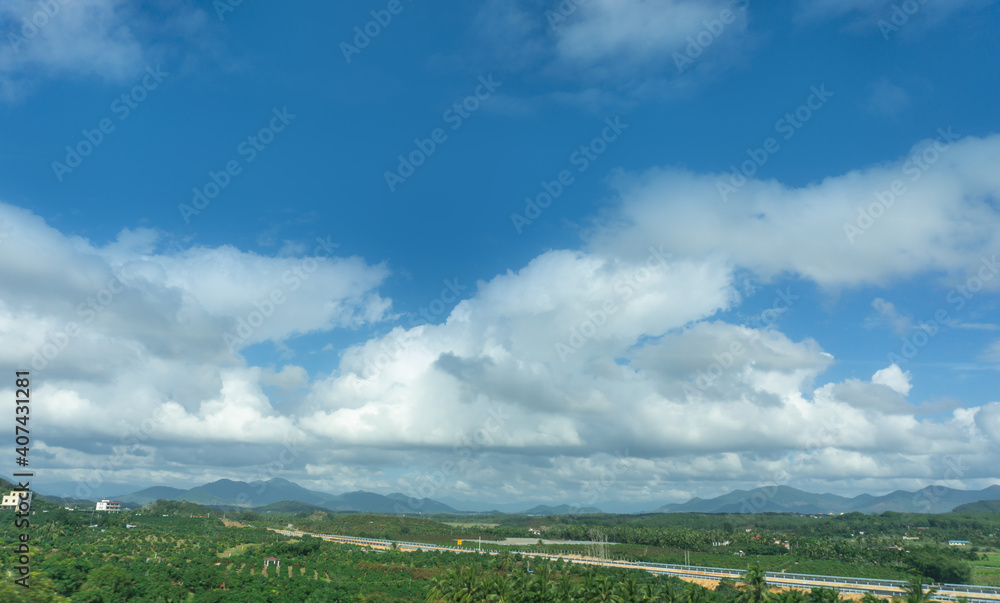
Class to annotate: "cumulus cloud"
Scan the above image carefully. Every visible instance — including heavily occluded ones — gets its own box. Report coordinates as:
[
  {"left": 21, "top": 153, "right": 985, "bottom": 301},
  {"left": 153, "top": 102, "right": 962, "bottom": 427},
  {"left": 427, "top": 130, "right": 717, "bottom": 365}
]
[
  {"left": 0, "top": 0, "right": 213, "bottom": 101},
  {"left": 872, "top": 364, "right": 913, "bottom": 396},
  {"left": 4, "top": 134, "right": 1000, "bottom": 504},
  {"left": 550, "top": 0, "right": 745, "bottom": 69},
  {"left": 865, "top": 298, "right": 916, "bottom": 335},
  {"left": 0, "top": 200, "right": 389, "bottom": 454},
  {"left": 587, "top": 134, "right": 1000, "bottom": 289},
  {"left": 470, "top": 0, "right": 753, "bottom": 103}
]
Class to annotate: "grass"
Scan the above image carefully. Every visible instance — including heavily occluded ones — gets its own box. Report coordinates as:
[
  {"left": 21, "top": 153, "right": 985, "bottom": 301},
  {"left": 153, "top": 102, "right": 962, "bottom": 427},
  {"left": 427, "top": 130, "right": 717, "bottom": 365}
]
[
  {"left": 443, "top": 522, "right": 500, "bottom": 528},
  {"left": 971, "top": 552, "right": 1000, "bottom": 567},
  {"left": 217, "top": 542, "right": 263, "bottom": 558},
  {"left": 971, "top": 553, "right": 1000, "bottom": 586}
]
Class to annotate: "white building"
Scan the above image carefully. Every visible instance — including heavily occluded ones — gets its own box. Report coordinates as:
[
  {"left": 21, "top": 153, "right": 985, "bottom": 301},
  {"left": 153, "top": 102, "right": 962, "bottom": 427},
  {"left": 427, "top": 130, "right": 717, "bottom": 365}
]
[
  {"left": 1, "top": 491, "right": 30, "bottom": 510},
  {"left": 96, "top": 499, "right": 122, "bottom": 512}
]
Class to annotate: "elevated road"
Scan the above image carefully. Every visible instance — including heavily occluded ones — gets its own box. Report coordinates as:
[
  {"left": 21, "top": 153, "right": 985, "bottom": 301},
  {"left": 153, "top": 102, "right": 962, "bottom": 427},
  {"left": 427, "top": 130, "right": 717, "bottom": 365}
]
[{"left": 271, "top": 529, "right": 1000, "bottom": 602}]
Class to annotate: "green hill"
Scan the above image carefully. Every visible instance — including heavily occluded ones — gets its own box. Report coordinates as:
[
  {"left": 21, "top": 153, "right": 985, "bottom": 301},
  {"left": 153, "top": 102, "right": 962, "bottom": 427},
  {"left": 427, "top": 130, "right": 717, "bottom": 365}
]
[
  {"left": 952, "top": 499, "right": 1000, "bottom": 513},
  {"left": 254, "top": 500, "right": 331, "bottom": 514},
  {"left": 142, "top": 499, "right": 216, "bottom": 516},
  {"left": 520, "top": 504, "right": 603, "bottom": 515}
]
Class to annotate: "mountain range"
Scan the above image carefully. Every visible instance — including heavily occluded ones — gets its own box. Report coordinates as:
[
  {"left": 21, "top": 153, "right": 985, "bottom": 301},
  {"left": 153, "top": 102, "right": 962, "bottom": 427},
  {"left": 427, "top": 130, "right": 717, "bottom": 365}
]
[
  {"left": 655, "top": 484, "right": 1000, "bottom": 514},
  {"left": 18, "top": 477, "right": 997, "bottom": 516},
  {"left": 112, "top": 478, "right": 459, "bottom": 514}
]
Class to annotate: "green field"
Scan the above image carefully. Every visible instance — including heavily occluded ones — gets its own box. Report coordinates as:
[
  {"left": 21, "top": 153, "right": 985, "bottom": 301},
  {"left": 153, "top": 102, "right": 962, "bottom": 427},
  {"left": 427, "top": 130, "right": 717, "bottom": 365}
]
[
  {"left": 2, "top": 495, "right": 999, "bottom": 601},
  {"left": 972, "top": 553, "right": 1000, "bottom": 586}
]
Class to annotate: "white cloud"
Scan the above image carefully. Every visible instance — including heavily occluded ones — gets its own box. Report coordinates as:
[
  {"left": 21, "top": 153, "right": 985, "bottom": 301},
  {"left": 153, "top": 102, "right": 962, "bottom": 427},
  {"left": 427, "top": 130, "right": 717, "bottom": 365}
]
[
  {"left": 587, "top": 134, "right": 1000, "bottom": 289},
  {"left": 0, "top": 200, "right": 389, "bottom": 456},
  {"left": 795, "top": 0, "right": 995, "bottom": 29},
  {"left": 470, "top": 0, "right": 753, "bottom": 103},
  {"left": 865, "top": 298, "right": 915, "bottom": 334},
  {"left": 551, "top": 0, "right": 742, "bottom": 68},
  {"left": 865, "top": 78, "right": 910, "bottom": 117},
  {"left": 0, "top": 0, "right": 212, "bottom": 101},
  {"left": 872, "top": 364, "right": 913, "bottom": 396},
  {"left": 981, "top": 339, "right": 1000, "bottom": 363},
  {"left": 5, "top": 131, "right": 1000, "bottom": 503}
]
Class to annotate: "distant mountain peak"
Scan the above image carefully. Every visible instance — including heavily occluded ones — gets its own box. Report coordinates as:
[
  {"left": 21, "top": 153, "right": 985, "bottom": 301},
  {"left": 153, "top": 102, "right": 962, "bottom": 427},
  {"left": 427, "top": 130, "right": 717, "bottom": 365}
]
[
  {"left": 656, "top": 484, "right": 1000, "bottom": 514},
  {"left": 111, "top": 478, "right": 458, "bottom": 514}
]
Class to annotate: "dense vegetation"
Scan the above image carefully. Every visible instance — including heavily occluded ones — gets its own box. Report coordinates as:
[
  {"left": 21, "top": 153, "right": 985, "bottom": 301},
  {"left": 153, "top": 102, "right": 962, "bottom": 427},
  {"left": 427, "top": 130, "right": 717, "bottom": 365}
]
[{"left": 1, "top": 493, "right": 998, "bottom": 601}]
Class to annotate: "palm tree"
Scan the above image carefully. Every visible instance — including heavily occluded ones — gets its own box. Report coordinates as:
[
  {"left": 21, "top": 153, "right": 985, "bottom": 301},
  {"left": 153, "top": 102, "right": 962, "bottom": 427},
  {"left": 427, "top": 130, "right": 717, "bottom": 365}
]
[
  {"left": 488, "top": 574, "right": 517, "bottom": 603},
  {"left": 615, "top": 576, "right": 642, "bottom": 603},
  {"left": 904, "top": 577, "right": 938, "bottom": 603},
  {"left": 664, "top": 580, "right": 689, "bottom": 603},
  {"left": 779, "top": 589, "right": 808, "bottom": 603},
  {"left": 861, "top": 593, "right": 884, "bottom": 603},
  {"left": 585, "top": 574, "right": 624, "bottom": 603},
  {"left": 557, "top": 573, "right": 576, "bottom": 603},
  {"left": 425, "top": 570, "right": 450, "bottom": 602},
  {"left": 686, "top": 583, "right": 710, "bottom": 603},
  {"left": 640, "top": 583, "right": 660, "bottom": 603},
  {"left": 808, "top": 587, "right": 841, "bottom": 603},
  {"left": 530, "top": 565, "right": 557, "bottom": 602},
  {"left": 427, "top": 568, "right": 477, "bottom": 602},
  {"left": 454, "top": 566, "right": 484, "bottom": 602},
  {"left": 737, "top": 561, "right": 774, "bottom": 603},
  {"left": 495, "top": 549, "right": 515, "bottom": 572}
]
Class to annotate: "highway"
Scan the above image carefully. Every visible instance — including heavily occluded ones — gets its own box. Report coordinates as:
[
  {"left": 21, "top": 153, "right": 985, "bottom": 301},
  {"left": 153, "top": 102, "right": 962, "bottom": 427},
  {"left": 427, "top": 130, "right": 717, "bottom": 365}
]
[{"left": 270, "top": 529, "right": 1000, "bottom": 602}]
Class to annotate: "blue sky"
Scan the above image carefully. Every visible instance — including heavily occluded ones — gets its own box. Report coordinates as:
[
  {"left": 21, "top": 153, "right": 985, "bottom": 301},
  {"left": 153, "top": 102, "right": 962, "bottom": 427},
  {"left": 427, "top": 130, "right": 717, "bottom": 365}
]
[{"left": 1, "top": 0, "right": 999, "bottom": 511}]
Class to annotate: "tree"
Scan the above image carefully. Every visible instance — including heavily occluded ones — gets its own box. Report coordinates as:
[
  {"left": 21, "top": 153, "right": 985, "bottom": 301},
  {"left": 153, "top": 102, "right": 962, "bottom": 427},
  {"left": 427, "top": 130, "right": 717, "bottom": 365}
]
[
  {"left": 585, "top": 574, "right": 624, "bottom": 603},
  {"left": 808, "top": 587, "right": 841, "bottom": 603},
  {"left": 903, "top": 577, "right": 938, "bottom": 603},
  {"left": 737, "top": 561, "right": 774, "bottom": 603},
  {"left": 612, "top": 576, "right": 643, "bottom": 603},
  {"left": 75, "top": 565, "right": 136, "bottom": 603},
  {"left": 779, "top": 590, "right": 807, "bottom": 603},
  {"left": 495, "top": 549, "right": 515, "bottom": 572},
  {"left": 0, "top": 573, "right": 68, "bottom": 602},
  {"left": 488, "top": 573, "right": 517, "bottom": 602}
]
